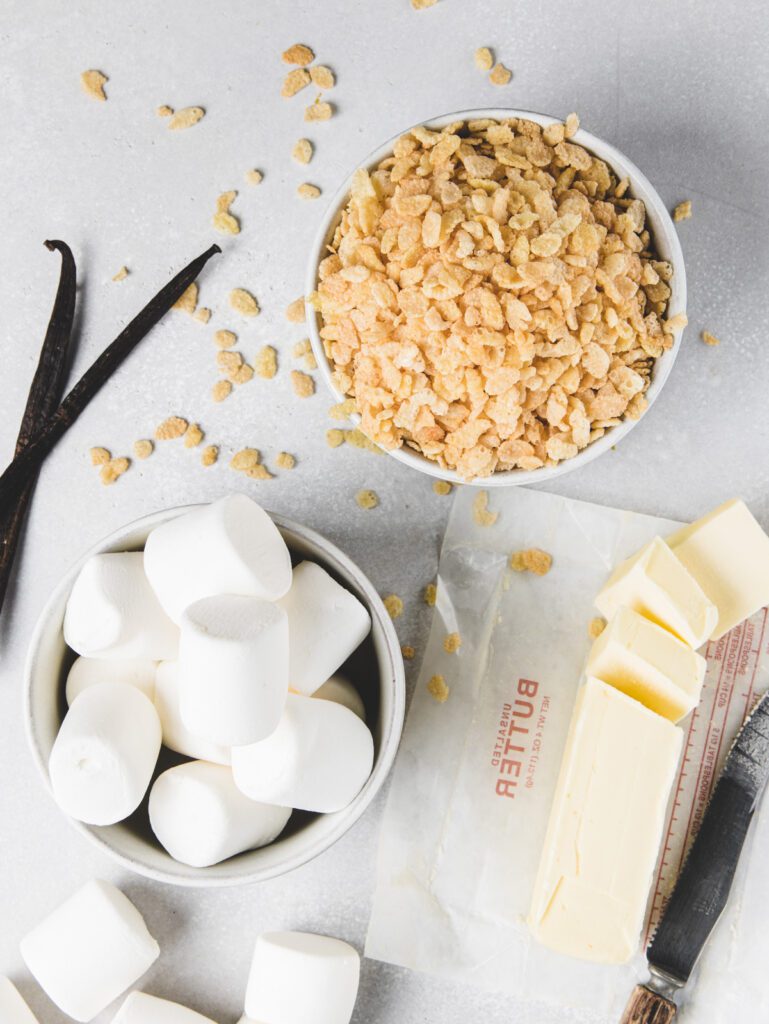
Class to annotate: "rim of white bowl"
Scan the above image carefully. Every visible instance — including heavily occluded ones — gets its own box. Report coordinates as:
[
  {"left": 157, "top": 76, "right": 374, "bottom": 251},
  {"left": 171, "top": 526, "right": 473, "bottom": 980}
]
[
  {"left": 305, "top": 107, "right": 687, "bottom": 488},
  {"left": 23, "top": 504, "right": 406, "bottom": 887}
]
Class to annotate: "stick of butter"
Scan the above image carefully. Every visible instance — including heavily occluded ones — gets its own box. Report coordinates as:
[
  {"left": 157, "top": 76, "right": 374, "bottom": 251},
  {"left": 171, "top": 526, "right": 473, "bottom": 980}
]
[
  {"left": 595, "top": 536, "right": 717, "bottom": 648},
  {"left": 667, "top": 498, "right": 769, "bottom": 640},
  {"left": 586, "top": 606, "right": 706, "bottom": 722},
  {"left": 528, "top": 678, "right": 682, "bottom": 964}
]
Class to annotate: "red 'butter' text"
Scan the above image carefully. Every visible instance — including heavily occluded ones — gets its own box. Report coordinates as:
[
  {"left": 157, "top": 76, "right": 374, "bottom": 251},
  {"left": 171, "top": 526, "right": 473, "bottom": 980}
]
[{"left": 491, "top": 679, "right": 538, "bottom": 799}]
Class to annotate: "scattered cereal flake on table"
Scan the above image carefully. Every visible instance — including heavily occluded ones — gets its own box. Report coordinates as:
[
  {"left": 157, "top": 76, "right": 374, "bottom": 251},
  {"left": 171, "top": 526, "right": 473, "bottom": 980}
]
[
  {"left": 282, "top": 43, "right": 315, "bottom": 66},
  {"left": 489, "top": 62, "right": 512, "bottom": 86},
  {"left": 168, "top": 106, "right": 205, "bottom": 130},
  {"left": 401, "top": 644, "right": 415, "bottom": 660},
  {"left": 276, "top": 451, "right": 296, "bottom": 470},
  {"left": 384, "top": 594, "right": 403, "bottom": 619},
  {"left": 305, "top": 97, "right": 333, "bottom": 122},
  {"left": 344, "top": 428, "right": 383, "bottom": 454},
  {"left": 184, "top": 423, "right": 204, "bottom": 448},
  {"left": 81, "top": 69, "right": 108, "bottom": 101},
  {"left": 412, "top": 0, "right": 438, "bottom": 8},
  {"left": 214, "top": 329, "right": 236, "bottom": 348},
  {"left": 212, "top": 380, "right": 233, "bottom": 402},
  {"left": 509, "top": 548, "right": 553, "bottom": 576},
  {"left": 326, "top": 428, "right": 345, "bottom": 448},
  {"left": 282, "top": 68, "right": 311, "bottom": 98},
  {"left": 297, "top": 183, "right": 321, "bottom": 200},
  {"left": 291, "top": 370, "right": 315, "bottom": 397},
  {"left": 246, "top": 464, "right": 274, "bottom": 481},
  {"left": 474, "top": 47, "right": 493, "bottom": 71},
  {"left": 217, "top": 350, "right": 244, "bottom": 375},
  {"left": 229, "top": 288, "right": 259, "bottom": 316},
  {"left": 356, "top": 489, "right": 379, "bottom": 510},
  {"left": 213, "top": 190, "right": 240, "bottom": 235},
  {"left": 112, "top": 266, "right": 129, "bottom": 282},
  {"left": 133, "top": 439, "right": 153, "bottom": 460},
  {"left": 90, "top": 446, "right": 111, "bottom": 466},
  {"left": 230, "top": 448, "right": 261, "bottom": 471},
  {"left": 201, "top": 445, "right": 218, "bottom": 467},
  {"left": 564, "top": 112, "right": 580, "bottom": 138},
  {"left": 155, "top": 416, "right": 188, "bottom": 440},
  {"left": 702, "top": 330, "right": 720, "bottom": 346},
  {"left": 329, "top": 399, "right": 356, "bottom": 420},
  {"left": 173, "top": 282, "right": 198, "bottom": 314},
  {"left": 303, "top": 352, "right": 318, "bottom": 371},
  {"left": 246, "top": 169, "right": 263, "bottom": 185},
  {"left": 310, "top": 65, "right": 335, "bottom": 90},
  {"left": 433, "top": 480, "right": 452, "bottom": 496},
  {"left": 255, "top": 345, "right": 278, "bottom": 379},
  {"left": 444, "top": 632, "right": 462, "bottom": 653},
  {"left": 423, "top": 583, "right": 437, "bottom": 607},
  {"left": 286, "top": 297, "right": 306, "bottom": 323},
  {"left": 588, "top": 616, "right": 606, "bottom": 639},
  {"left": 292, "top": 138, "right": 314, "bottom": 164},
  {"left": 231, "top": 363, "right": 255, "bottom": 385},
  {"left": 156, "top": 104, "right": 173, "bottom": 117},
  {"left": 100, "top": 457, "right": 130, "bottom": 485},
  {"left": 472, "top": 491, "right": 498, "bottom": 527},
  {"left": 194, "top": 307, "right": 211, "bottom": 323},
  {"left": 293, "top": 339, "right": 312, "bottom": 357},
  {"left": 673, "top": 200, "right": 692, "bottom": 222},
  {"left": 427, "top": 674, "right": 450, "bottom": 703}
]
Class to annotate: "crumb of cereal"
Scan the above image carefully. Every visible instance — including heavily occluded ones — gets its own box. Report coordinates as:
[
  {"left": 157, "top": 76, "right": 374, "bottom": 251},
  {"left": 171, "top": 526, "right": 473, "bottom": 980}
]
[
  {"left": 282, "top": 68, "right": 311, "bottom": 98},
  {"left": 326, "top": 428, "right": 345, "bottom": 448},
  {"left": 291, "top": 370, "right": 315, "bottom": 397},
  {"left": 412, "top": 0, "right": 438, "bottom": 8},
  {"left": 433, "top": 480, "right": 452, "bottom": 496},
  {"left": 212, "top": 380, "right": 233, "bottom": 402},
  {"left": 230, "top": 448, "right": 260, "bottom": 471},
  {"left": 356, "top": 489, "right": 379, "bottom": 510},
  {"left": 173, "top": 282, "right": 198, "bottom": 314},
  {"left": 168, "top": 106, "right": 205, "bottom": 130},
  {"left": 213, "top": 190, "right": 240, "bottom": 235},
  {"left": 401, "top": 644, "right": 415, "bottom": 660},
  {"left": 665, "top": 312, "right": 688, "bottom": 333},
  {"left": 626, "top": 393, "right": 648, "bottom": 420},
  {"left": 297, "top": 183, "right": 321, "bottom": 200},
  {"left": 201, "top": 445, "right": 218, "bottom": 467},
  {"left": 255, "top": 346, "right": 278, "bottom": 379},
  {"left": 423, "top": 583, "right": 437, "bottom": 607},
  {"left": 90, "top": 446, "right": 111, "bottom": 466},
  {"left": 286, "top": 297, "right": 306, "bottom": 323},
  {"left": 229, "top": 288, "right": 259, "bottom": 316},
  {"left": 310, "top": 65, "right": 335, "bottom": 90},
  {"left": 99, "top": 456, "right": 130, "bottom": 485},
  {"left": 344, "top": 428, "right": 382, "bottom": 454},
  {"left": 276, "top": 451, "right": 296, "bottom": 470},
  {"left": 427, "top": 674, "right": 449, "bottom": 702},
  {"left": 246, "top": 169, "right": 263, "bottom": 185},
  {"left": 474, "top": 47, "right": 493, "bottom": 71},
  {"left": 156, "top": 104, "right": 173, "bottom": 117},
  {"left": 112, "top": 266, "right": 129, "bottom": 282},
  {"left": 155, "top": 416, "right": 188, "bottom": 440},
  {"left": 702, "top": 330, "right": 720, "bottom": 346},
  {"left": 133, "top": 439, "right": 153, "bottom": 460},
  {"left": 673, "top": 200, "right": 692, "bottom": 222},
  {"left": 489, "top": 62, "right": 512, "bottom": 85},
  {"left": 472, "top": 491, "right": 498, "bottom": 527},
  {"left": 588, "top": 616, "right": 606, "bottom": 639},
  {"left": 564, "top": 112, "right": 580, "bottom": 138},
  {"left": 214, "top": 329, "right": 237, "bottom": 348},
  {"left": 509, "top": 548, "right": 552, "bottom": 576},
  {"left": 292, "top": 138, "right": 314, "bottom": 164},
  {"left": 217, "top": 350, "right": 244, "bottom": 375},
  {"left": 282, "top": 43, "right": 315, "bottom": 66},
  {"left": 184, "top": 423, "right": 204, "bottom": 448},
  {"left": 293, "top": 339, "right": 312, "bottom": 357},
  {"left": 246, "top": 464, "right": 274, "bottom": 480},
  {"left": 329, "top": 399, "right": 356, "bottom": 421},
  {"left": 194, "top": 307, "right": 211, "bottom": 323},
  {"left": 303, "top": 352, "right": 318, "bottom": 371},
  {"left": 305, "top": 97, "right": 333, "bottom": 122},
  {"left": 81, "top": 69, "right": 108, "bottom": 101},
  {"left": 384, "top": 594, "right": 404, "bottom": 618},
  {"left": 230, "top": 363, "right": 255, "bottom": 385},
  {"left": 444, "top": 632, "right": 462, "bottom": 653}
]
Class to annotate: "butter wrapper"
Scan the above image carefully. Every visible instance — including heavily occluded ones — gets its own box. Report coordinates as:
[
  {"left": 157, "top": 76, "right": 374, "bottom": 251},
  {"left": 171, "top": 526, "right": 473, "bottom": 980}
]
[{"left": 366, "top": 488, "right": 769, "bottom": 1021}]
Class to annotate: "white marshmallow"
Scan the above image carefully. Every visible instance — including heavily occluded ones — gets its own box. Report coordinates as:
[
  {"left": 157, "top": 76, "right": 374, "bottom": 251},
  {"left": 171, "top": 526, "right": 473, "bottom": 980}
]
[
  {"left": 112, "top": 991, "right": 218, "bottom": 1024},
  {"left": 232, "top": 693, "right": 374, "bottom": 812},
  {"left": 144, "top": 494, "right": 292, "bottom": 624},
  {"left": 179, "top": 595, "right": 288, "bottom": 747},
  {"left": 20, "top": 879, "right": 159, "bottom": 1022},
  {"left": 64, "top": 552, "right": 179, "bottom": 660},
  {"left": 244, "top": 931, "right": 360, "bottom": 1024},
  {"left": 313, "top": 675, "right": 366, "bottom": 721},
  {"left": 66, "top": 656, "right": 157, "bottom": 706},
  {"left": 0, "top": 977, "right": 39, "bottom": 1024},
  {"left": 279, "top": 561, "right": 370, "bottom": 695},
  {"left": 154, "top": 662, "right": 231, "bottom": 765},
  {"left": 149, "top": 761, "right": 291, "bottom": 867},
  {"left": 49, "top": 682, "right": 162, "bottom": 826}
]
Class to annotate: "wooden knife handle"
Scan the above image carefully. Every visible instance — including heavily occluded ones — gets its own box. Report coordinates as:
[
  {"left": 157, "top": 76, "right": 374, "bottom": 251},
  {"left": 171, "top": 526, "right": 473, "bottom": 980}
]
[{"left": 619, "top": 985, "right": 677, "bottom": 1024}]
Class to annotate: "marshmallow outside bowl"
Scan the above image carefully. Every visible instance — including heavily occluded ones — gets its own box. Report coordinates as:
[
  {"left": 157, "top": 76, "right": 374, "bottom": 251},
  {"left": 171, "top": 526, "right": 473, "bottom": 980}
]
[{"left": 24, "top": 503, "right": 405, "bottom": 887}]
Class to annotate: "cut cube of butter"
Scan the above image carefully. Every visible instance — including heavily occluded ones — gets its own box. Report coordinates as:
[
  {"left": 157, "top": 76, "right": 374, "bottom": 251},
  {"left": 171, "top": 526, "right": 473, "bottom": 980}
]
[
  {"left": 528, "top": 678, "right": 682, "bottom": 964},
  {"left": 587, "top": 605, "right": 706, "bottom": 722},
  {"left": 667, "top": 498, "right": 769, "bottom": 640},
  {"left": 595, "top": 536, "right": 717, "bottom": 648}
]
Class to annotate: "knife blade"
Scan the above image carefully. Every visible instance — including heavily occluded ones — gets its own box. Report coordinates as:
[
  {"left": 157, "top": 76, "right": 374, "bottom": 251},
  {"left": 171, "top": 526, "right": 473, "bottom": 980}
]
[{"left": 619, "top": 687, "right": 769, "bottom": 1023}]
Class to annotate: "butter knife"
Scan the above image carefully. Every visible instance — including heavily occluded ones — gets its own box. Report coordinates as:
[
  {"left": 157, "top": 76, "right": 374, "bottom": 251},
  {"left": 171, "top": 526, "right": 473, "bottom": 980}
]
[{"left": 620, "top": 688, "right": 769, "bottom": 1023}]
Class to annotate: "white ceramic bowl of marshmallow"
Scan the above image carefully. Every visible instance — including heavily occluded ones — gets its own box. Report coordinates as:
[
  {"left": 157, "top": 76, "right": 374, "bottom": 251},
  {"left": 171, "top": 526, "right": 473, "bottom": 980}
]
[{"left": 24, "top": 494, "right": 405, "bottom": 886}]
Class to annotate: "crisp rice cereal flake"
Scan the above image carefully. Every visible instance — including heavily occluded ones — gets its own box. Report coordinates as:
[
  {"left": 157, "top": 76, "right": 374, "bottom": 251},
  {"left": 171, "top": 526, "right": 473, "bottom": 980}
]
[
  {"left": 702, "top": 330, "right": 720, "bottom": 346},
  {"left": 673, "top": 200, "right": 692, "bottom": 222},
  {"left": 444, "top": 632, "right": 462, "bottom": 653},
  {"left": 509, "top": 548, "right": 552, "bottom": 575},
  {"left": 212, "top": 380, "right": 233, "bottom": 402},
  {"left": 356, "top": 489, "right": 379, "bottom": 510},
  {"left": 564, "top": 112, "right": 580, "bottom": 138},
  {"left": 133, "top": 439, "right": 153, "bottom": 460},
  {"left": 326, "top": 428, "right": 345, "bottom": 447},
  {"left": 489, "top": 62, "right": 512, "bottom": 86},
  {"left": 168, "top": 106, "right": 205, "bottom": 130},
  {"left": 155, "top": 416, "right": 188, "bottom": 441},
  {"left": 310, "top": 65, "right": 335, "bottom": 90},
  {"left": 303, "top": 352, "right": 318, "bottom": 371},
  {"left": 384, "top": 594, "right": 404, "bottom": 619},
  {"left": 293, "top": 339, "right": 312, "bottom": 357},
  {"left": 305, "top": 98, "right": 333, "bottom": 122},
  {"left": 214, "top": 329, "right": 237, "bottom": 349},
  {"left": 276, "top": 452, "right": 296, "bottom": 469},
  {"left": 173, "top": 282, "right": 197, "bottom": 314},
  {"left": 588, "top": 616, "right": 606, "bottom": 639},
  {"left": 157, "top": 105, "right": 173, "bottom": 117},
  {"left": 213, "top": 191, "right": 240, "bottom": 235},
  {"left": 433, "top": 480, "right": 452, "bottom": 495},
  {"left": 292, "top": 138, "right": 314, "bottom": 164},
  {"left": 81, "top": 70, "right": 108, "bottom": 101},
  {"left": 255, "top": 346, "right": 278, "bottom": 379},
  {"left": 100, "top": 457, "right": 130, "bottom": 486},
  {"left": 401, "top": 645, "right": 415, "bottom": 660},
  {"left": 329, "top": 399, "right": 356, "bottom": 421},
  {"left": 231, "top": 364, "right": 255, "bottom": 385},
  {"left": 217, "top": 350, "right": 244, "bottom": 375},
  {"left": 184, "top": 423, "right": 204, "bottom": 448},
  {"left": 291, "top": 370, "right": 315, "bottom": 397},
  {"left": 297, "top": 183, "right": 321, "bottom": 200},
  {"left": 472, "top": 491, "right": 498, "bottom": 527},
  {"left": 282, "top": 68, "right": 311, "bottom": 98},
  {"left": 286, "top": 297, "right": 306, "bottom": 323},
  {"left": 474, "top": 47, "right": 493, "bottom": 72},
  {"left": 282, "top": 43, "right": 315, "bottom": 66},
  {"left": 423, "top": 583, "right": 437, "bottom": 607},
  {"left": 246, "top": 169, "right": 263, "bottom": 185},
  {"left": 194, "top": 307, "right": 212, "bottom": 323},
  {"left": 201, "top": 445, "right": 218, "bottom": 467},
  {"left": 90, "top": 447, "right": 111, "bottom": 466},
  {"left": 246, "top": 464, "right": 274, "bottom": 481},
  {"left": 112, "top": 266, "right": 128, "bottom": 282},
  {"left": 427, "top": 674, "right": 449, "bottom": 703},
  {"left": 230, "top": 448, "right": 261, "bottom": 471},
  {"left": 412, "top": 0, "right": 438, "bottom": 8},
  {"left": 229, "top": 288, "right": 259, "bottom": 316}
]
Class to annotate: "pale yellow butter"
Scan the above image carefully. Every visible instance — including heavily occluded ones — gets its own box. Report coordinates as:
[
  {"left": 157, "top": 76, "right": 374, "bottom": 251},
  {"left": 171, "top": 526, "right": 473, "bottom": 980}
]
[
  {"left": 528, "top": 678, "right": 682, "bottom": 963},
  {"left": 667, "top": 498, "right": 769, "bottom": 640},
  {"left": 595, "top": 536, "right": 718, "bottom": 648},
  {"left": 587, "top": 605, "right": 706, "bottom": 722}
]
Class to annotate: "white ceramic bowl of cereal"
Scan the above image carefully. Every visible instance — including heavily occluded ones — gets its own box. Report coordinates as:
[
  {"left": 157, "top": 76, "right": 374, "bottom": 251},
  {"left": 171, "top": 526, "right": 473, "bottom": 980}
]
[{"left": 306, "top": 108, "right": 686, "bottom": 487}]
